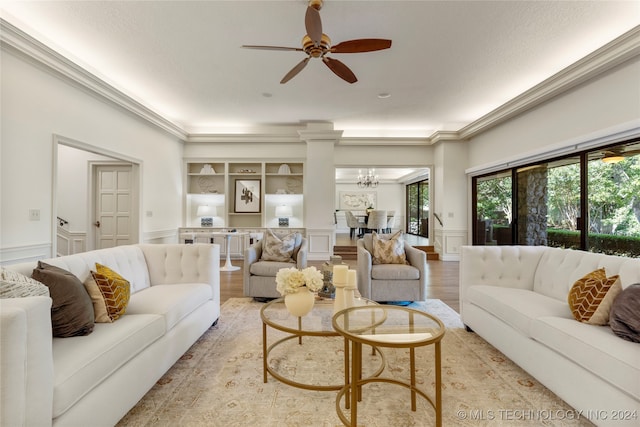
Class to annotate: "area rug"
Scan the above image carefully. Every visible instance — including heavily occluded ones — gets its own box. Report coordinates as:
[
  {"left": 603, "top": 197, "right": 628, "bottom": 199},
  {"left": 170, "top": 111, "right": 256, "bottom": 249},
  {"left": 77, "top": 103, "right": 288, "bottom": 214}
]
[{"left": 117, "top": 298, "right": 593, "bottom": 427}]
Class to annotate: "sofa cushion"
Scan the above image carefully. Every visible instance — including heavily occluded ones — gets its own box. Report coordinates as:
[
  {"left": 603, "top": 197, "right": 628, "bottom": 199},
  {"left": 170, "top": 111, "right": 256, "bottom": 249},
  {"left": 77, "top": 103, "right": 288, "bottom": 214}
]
[
  {"left": 51, "top": 313, "right": 164, "bottom": 418},
  {"left": 465, "top": 285, "right": 572, "bottom": 336},
  {"left": 261, "top": 229, "right": 299, "bottom": 262},
  {"left": 531, "top": 316, "right": 640, "bottom": 401},
  {"left": 250, "top": 260, "right": 297, "bottom": 277},
  {"left": 609, "top": 283, "right": 640, "bottom": 343},
  {"left": 371, "top": 231, "right": 408, "bottom": 265},
  {"left": 125, "top": 283, "right": 212, "bottom": 332},
  {"left": 0, "top": 267, "right": 49, "bottom": 298},
  {"left": 567, "top": 268, "right": 621, "bottom": 325},
  {"left": 31, "top": 262, "right": 95, "bottom": 338},
  {"left": 533, "top": 247, "right": 640, "bottom": 302},
  {"left": 371, "top": 264, "right": 419, "bottom": 280}
]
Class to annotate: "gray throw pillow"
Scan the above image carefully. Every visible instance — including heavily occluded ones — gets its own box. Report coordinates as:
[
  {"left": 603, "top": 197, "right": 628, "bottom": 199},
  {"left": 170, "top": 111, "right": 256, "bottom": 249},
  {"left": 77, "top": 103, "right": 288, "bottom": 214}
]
[
  {"left": 609, "top": 283, "right": 640, "bottom": 343},
  {"left": 261, "top": 229, "right": 299, "bottom": 262},
  {"left": 32, "top": 261, "right": 94, "bottom": 337}
]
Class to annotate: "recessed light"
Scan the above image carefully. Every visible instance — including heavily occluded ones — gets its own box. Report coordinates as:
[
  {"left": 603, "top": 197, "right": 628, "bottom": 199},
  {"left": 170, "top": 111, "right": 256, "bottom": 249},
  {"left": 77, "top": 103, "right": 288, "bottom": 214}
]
[{"left": 377, "top": 93, "right": 391, "bottom": 99}]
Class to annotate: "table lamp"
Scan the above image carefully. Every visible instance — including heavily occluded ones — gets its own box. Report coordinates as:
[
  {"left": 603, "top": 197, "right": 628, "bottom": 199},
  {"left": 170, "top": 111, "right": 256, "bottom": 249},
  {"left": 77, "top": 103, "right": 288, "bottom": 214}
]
[
  {"left": 275, "top": 205, "right": 293, "bottom": 227},
  {"left": 196, "top": 205, "right": 217, "bottom": 227}
]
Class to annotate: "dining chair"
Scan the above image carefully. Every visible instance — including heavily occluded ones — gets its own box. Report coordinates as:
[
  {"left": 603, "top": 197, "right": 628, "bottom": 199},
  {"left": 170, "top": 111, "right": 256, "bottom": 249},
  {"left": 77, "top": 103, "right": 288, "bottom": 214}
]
[
  {"left": 345, "top": 211, "right": 364, "bottom": 239},
  {"left": 366, "top": 210, "right": 388, "bottom": 234},
  {"left": 385, "top": 210, "right": 396, "bottom": 233}
]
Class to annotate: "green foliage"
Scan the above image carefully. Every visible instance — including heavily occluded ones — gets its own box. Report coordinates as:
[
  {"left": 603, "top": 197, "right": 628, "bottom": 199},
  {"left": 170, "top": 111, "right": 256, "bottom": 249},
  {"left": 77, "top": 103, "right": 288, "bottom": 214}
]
[
  {"left": 476, "top": 175, "right": 511, "bottom": 224},
  {"left": 547, "top": 163, "right": 580, "bottom": 230},
  {"left": 588, "top": 156, "right": 640, "bottom": 236},
  {"left": 548, "top": 228, "right": 640, "bottom": 257}
]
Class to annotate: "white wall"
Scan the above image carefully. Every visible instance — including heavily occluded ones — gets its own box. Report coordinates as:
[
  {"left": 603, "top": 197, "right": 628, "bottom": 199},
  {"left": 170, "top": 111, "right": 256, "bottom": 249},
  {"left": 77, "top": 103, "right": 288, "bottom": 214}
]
[
  {"left": 467, "top": 57, "right": 640, "bottom": 171},
  {"left": 57, "top": 145, "right": 112, "bottom": 233},
  {"left": 1, "top": 48, "right": 184, "bottom": 262}
]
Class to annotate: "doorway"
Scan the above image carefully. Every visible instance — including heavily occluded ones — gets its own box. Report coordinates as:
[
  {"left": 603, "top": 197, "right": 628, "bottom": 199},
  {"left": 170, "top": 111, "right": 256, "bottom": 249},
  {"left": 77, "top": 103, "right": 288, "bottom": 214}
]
[{"left": 54, "top": 135, "right": 141, "bottom": 256}]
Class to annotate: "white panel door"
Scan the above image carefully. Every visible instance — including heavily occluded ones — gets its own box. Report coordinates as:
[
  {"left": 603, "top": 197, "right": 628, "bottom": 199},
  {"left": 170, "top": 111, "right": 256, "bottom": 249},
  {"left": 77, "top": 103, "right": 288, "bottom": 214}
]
[{"left": 95, "top": 165, "right": 133, "bottom": 249}]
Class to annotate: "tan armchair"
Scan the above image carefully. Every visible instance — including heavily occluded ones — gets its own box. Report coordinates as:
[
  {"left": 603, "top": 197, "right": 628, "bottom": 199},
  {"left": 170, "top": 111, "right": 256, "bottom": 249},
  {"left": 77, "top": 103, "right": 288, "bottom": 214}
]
[
  {"left": 243, "top": 231, "right": 308, "bottom": 299},
  {"left": 356, "top": 233, "right": 427, "bottom": 302}
]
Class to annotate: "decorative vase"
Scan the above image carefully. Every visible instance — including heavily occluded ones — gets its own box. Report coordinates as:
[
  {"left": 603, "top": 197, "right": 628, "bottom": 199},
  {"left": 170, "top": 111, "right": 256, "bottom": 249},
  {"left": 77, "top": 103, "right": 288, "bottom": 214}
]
[{"left": 284, "top": 287, "right": 315, "bottom": 317}]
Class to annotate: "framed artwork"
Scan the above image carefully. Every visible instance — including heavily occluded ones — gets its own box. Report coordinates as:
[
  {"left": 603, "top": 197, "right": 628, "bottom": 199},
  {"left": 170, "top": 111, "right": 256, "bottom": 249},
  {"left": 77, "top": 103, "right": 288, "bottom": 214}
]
[
  {"left": 339, "top": 191, "right": 377, "bottom": 210},
  {"left": 234, "top": 179, "right": 261, "bottom": 213}
]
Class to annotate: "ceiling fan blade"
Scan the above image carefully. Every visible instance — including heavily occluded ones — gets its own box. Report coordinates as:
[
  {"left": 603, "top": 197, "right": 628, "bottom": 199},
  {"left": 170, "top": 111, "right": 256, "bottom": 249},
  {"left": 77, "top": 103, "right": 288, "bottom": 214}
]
[
  {"left": 322, "top": 57, "right": 357, "bottom": 84},
  {"left": 280, "top": 57, "right": 310, "bottom": 84},
  {"left": 305, "top": 6, "right": 322, "bottom": 46},
  {"left": 331, "top": 39, "right": 392, "bottom": 53},
  {"left": 242, "top": 45, "right": 303, "bottom": 52}
]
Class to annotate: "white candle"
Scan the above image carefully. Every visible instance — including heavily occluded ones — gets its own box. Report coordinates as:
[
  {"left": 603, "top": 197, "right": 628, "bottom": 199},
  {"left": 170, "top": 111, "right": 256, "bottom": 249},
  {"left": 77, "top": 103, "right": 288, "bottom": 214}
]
[
  {"left": 347, "top": 270, "right": 357, "bottom": 289},
  {"left": 333, "top": 265, "right": 348, "bottom": 285}
]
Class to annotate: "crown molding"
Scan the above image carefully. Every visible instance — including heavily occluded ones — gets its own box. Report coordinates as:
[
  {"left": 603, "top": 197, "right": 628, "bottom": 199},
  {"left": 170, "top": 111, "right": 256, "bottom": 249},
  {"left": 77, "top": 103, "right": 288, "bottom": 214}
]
[
  {"left": 0, "top": 18, "right": 188, "bottom": 141},
  {"left": 337, "top": 137, "right": 431, "bottom": 146},
  {"left": 185, "top": 133, "right": 303, "bottom": 144},
  {"left": 459, "top": 25, "right": 640, "bottom": 140}
]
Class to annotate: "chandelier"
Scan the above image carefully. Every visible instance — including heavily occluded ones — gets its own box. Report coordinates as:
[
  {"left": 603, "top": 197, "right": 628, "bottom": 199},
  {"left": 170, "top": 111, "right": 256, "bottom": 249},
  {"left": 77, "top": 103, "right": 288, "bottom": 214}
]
[{"left": 357, "top": 168, "right": 379, "bottom": 188}]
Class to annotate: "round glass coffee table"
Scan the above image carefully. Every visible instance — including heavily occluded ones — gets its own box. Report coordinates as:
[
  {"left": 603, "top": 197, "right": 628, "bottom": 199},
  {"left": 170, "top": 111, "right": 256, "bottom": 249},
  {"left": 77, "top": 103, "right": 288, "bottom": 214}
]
[
  {"left": 332, "top": 305, "right": 446, "bottom": 427},
  {"left": 260, "top": 297, "right": 382, "bottom": 392}
]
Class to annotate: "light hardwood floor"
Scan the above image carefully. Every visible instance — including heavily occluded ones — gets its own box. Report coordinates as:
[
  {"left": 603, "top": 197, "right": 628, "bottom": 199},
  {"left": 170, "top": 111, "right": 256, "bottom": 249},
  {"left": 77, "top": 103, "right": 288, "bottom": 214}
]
[{"left": 220, "top": 233, "right": 460, "bottom": 312}]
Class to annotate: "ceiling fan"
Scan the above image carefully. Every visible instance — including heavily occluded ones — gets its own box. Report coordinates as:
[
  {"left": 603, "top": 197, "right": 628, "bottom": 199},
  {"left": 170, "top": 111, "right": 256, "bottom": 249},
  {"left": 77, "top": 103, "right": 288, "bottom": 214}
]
[{"left": 242, "top": 0, "right": 392, "bottom": 84}]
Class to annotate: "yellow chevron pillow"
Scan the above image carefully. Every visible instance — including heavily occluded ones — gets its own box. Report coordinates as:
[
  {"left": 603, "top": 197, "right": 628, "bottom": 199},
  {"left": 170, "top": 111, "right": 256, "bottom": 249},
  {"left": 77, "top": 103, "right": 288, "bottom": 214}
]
[
  {"left": 568, "top": 268, "right": 621, "bottom": 325},
  {"left": 84, "top": 263, "right": 131, "bottom": 322}
]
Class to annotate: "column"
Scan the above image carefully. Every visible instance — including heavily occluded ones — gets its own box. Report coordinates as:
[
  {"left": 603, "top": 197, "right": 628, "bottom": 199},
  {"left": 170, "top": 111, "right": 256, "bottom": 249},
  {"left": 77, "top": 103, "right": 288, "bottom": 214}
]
[{"left": 298, "top": 122, "right": 343, "bottom": 261}]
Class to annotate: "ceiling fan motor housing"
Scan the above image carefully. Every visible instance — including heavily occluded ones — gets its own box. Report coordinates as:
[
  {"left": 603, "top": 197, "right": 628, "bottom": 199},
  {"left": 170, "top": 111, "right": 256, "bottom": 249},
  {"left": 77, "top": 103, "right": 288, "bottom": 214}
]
[{"left": 303, "top": 34, "right": 331, "bottom": 57}]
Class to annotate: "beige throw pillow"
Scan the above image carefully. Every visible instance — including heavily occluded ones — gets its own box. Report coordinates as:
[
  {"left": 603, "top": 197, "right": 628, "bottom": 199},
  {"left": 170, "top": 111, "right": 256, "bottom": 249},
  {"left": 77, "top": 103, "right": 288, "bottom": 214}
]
[
  {"left": 83, "top": 275, "right": 113, "bottom": 323},
  {"left": 372, "top": 231, "right": 408, "bottom": 265},
  {"left": 261, "top": 229, "right": 299, "bottom": 262},
  {"left": 568, "top": 268, "right": 622, "bottom": 325}
]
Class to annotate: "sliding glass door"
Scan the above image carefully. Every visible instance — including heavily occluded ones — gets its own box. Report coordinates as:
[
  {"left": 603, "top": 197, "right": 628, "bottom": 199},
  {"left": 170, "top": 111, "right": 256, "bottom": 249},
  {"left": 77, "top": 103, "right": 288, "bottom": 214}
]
[
  {"left": 406, "top": 179, "right": 429, "bottom": 237},
  {"left": 472, "top": 138, "right": 640, "bottom": 256},
  {"left": 587, "top": 149, "right": 640, "bottom": 256},
  {"left": 473, "top": 171, "right": 512, "bottom": 245},
  {"left": 516, "top": 157, "right": 581, "bottom": 248}
]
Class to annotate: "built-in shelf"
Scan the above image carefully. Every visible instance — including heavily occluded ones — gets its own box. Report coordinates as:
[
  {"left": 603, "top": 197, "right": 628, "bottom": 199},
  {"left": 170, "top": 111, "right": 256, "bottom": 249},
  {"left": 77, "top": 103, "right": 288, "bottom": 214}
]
[{"left": 183, "top": 160, "right": 304, "bottom": 228}]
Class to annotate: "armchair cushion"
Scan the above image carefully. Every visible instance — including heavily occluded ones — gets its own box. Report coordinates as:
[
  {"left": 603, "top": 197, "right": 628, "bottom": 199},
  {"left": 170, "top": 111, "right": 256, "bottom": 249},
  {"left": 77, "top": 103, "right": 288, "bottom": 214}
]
[
  {"left": 260, "top": 229, "right": 301, "bottom": 262},
  {"left": 250, "top": 261, "right": 297, "bottom": 277},
  {"left": 371, "top": 264, "right": 420, "bottom": 280},
  {"left": 371, "top": 231, "right": 408, "bottom": 265}
]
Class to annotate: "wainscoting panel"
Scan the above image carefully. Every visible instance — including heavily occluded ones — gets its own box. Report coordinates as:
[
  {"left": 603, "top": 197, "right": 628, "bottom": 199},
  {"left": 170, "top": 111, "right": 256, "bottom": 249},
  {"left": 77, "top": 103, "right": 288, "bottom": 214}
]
[
  {"left": 432, "top": 228, "right": 467, "bottom": 261},
  {"left": 0, "top": 243, "right": 51, "bottom": 266},
  {"left": 142, "top": 229, "right": 178, "bottom": 244},
  {"left": 57, "top": 227, "right": 86, "bottom": 257},
  {"left": 307, "top": 229, "right": 334, "bottom": 261}
]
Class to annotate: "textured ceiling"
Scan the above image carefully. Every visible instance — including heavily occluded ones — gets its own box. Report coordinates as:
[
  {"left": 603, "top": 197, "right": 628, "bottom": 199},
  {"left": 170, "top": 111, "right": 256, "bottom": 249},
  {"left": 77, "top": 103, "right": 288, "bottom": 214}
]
[{"left": 1, "top": 1, "right": 639, "bottom": 138}]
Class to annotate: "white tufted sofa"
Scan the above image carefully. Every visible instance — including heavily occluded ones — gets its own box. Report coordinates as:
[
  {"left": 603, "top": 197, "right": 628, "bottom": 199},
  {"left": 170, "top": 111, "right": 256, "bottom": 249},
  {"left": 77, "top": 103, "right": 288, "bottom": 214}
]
[
  {"left": 0, "top": 244, "right": 220, "bottom": 427},
  {"left": 460, "top": 245, "right": 640, "bottom": 426}
]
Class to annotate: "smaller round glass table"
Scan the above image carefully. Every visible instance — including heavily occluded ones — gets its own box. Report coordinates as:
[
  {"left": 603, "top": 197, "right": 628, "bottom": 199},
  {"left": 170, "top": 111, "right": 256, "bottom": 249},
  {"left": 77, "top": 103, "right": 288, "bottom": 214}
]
[
  {"left": 332, "top": 305, "right": 446, "bottom": 427},
  {"left": 260, "top": 297, "right": 381, "bottom": 392}
]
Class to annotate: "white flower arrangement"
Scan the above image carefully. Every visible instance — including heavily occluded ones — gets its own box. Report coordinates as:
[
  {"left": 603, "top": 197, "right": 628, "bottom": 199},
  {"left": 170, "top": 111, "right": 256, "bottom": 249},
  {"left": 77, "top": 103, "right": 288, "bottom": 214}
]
[{"left": 275, "top": 266, "right": 324, "bottom": 296}]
